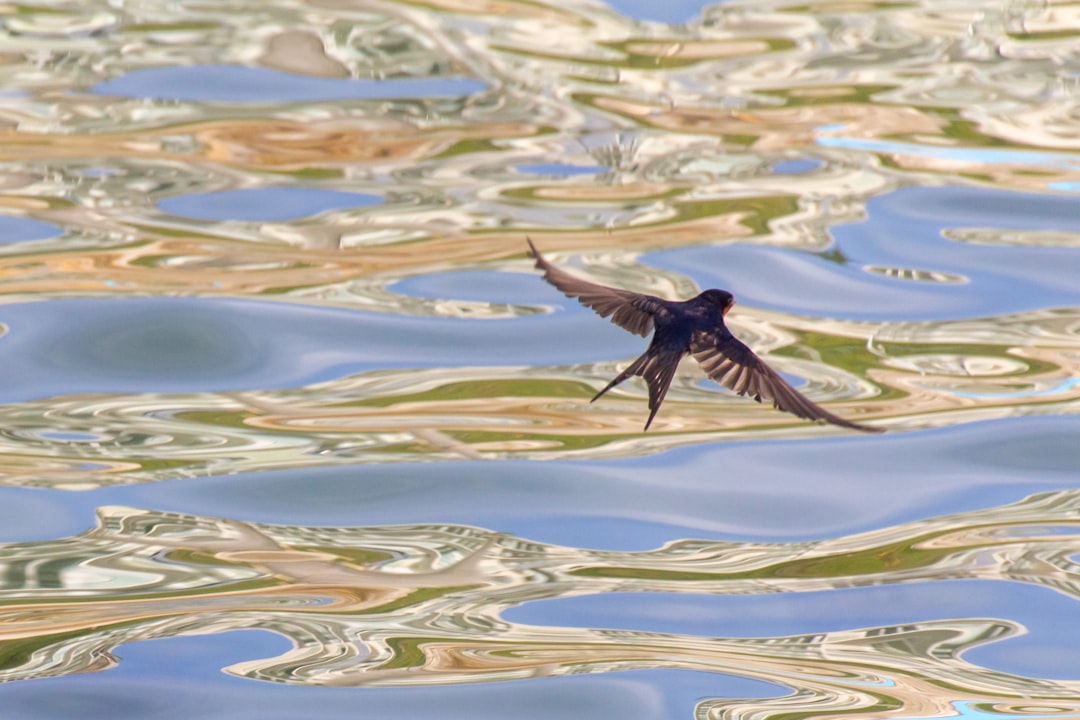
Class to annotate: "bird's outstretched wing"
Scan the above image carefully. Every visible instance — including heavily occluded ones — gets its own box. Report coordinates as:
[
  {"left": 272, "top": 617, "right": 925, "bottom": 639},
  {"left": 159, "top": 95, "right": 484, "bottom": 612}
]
[
  {"left": 527, "top": 238, "right": 665, "bottom": 337},
  {"left": 690, "top": 328, "right": 882, "bottom": 433}
]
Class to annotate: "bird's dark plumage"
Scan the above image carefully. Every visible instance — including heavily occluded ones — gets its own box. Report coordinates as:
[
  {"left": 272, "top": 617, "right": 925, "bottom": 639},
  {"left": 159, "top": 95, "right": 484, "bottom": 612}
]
[{"left": 527, "top": 238, "right": 881, "bottom": 433}]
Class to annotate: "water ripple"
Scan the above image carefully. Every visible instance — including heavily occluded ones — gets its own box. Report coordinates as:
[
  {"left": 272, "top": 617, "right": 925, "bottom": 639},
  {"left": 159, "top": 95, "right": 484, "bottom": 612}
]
[
  {"left": 0, "top": 493, "right": 1079, "bottom": 709},
  {"left": 0, "top": 325, "right": 1076, "bottom": 488},
  {"left": 1, "top": 0, "right": 1080, "bottom": 715}
]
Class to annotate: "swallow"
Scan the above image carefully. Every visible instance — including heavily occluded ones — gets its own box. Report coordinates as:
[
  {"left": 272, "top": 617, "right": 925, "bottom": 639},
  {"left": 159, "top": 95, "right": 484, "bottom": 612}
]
[{"left": 527, "top": 239, "right": 881, "bottom": 433}]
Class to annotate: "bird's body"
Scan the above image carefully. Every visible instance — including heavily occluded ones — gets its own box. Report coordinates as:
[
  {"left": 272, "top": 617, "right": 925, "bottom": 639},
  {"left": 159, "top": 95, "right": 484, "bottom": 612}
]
[{"left": 527, "top": 239, "right": 880, "bottom": 433}]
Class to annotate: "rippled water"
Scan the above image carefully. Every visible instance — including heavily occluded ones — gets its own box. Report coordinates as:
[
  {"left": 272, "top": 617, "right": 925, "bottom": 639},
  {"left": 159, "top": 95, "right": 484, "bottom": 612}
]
[{"left": 0, "top": 0, "right": 1079, "bottom": 717}]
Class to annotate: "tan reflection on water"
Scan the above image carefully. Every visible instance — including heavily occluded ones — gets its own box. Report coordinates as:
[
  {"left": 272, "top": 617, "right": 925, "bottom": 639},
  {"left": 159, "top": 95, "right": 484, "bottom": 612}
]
[{"left": 1, "top": 494, "right": 1079, "bottom": 714}]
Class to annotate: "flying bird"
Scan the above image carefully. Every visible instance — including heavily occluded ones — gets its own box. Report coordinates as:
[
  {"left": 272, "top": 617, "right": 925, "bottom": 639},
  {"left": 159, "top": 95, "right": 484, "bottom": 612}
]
[{"left": 527, "top": 239, "right": 881, "bottom": 433}]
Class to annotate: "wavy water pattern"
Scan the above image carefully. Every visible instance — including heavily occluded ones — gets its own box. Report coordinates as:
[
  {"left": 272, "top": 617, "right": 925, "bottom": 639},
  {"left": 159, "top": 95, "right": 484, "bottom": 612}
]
[
  {"left": 1, "top": 495, "right": 1080, "bottom": 716},
  {"left": 0, "top": 0, "right": 1079, "bottom": 717},
  {"left": 0, "top": 299, "right": 1077, "bottom": 486}
]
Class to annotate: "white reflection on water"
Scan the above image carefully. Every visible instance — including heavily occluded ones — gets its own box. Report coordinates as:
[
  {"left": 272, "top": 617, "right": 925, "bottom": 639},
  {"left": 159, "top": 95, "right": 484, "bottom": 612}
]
[{"left": 1, "top": 493, "right": 1080, "bottom": 711}]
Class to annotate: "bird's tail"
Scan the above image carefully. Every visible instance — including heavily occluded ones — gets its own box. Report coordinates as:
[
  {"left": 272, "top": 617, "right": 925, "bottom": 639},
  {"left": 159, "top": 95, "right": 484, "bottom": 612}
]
[
  {"left": 591, "top": 354, "right": 648, "bottom": 404},
  {"left": 593, "top": 350, "right": 682, "bottom": 431}
]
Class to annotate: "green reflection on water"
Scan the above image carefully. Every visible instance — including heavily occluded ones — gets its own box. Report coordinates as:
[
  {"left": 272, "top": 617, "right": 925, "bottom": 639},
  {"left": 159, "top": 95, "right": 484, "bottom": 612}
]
[{"left": 349, "top": 378, "right": 597, "bottom": 408}]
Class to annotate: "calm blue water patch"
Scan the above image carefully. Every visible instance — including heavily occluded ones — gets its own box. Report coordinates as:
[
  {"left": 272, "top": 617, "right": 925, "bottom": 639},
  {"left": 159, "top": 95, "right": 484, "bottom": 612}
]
[
  {"left": 770, "top": 158, "right": 820, "bottom": 175},
  {"left": 115, "top": 630, "right": 293, "bottom": 684},
  {"left": 91, "top": 64, "right": 487, "bottom": 103},
  {"left": 515, "top": 163, "right": 607, "bottom": 177},
  {"left": 1049, "top": 181, "right": 1080, "bottom": 192},
  {"left": 158, "top": 187, "right": 379, "bottom": 222},
  {"left": 76, "top": 167, "right": 120, "bottom": 177},
  {"left": 647, "top": 185, "right": 1080, "bottom": 321},
  {"left": 35, "top": 430, "right": 103, "bottom": 441},
  {"left": 503, "top": 580, "right": 1080, "bottom": 680},
  {"left": 817, "top": 133, "right": 1080, "bottom": 172},
  {"left": 606, "top": 0, "right": 716, "bottom": 24},
  {"left": 0, "top": 215, "right": 61, "bottom": 243},
  {"left": 0, "top": 487, "right": 89, "bottom": 543},
  {"left": 54, "top": 416, "right": 1073, "bottom": 551},
  {"left": 389, "top": 270, "right": 557, "bottom": 304},
  {"left": 0, "top": 630, "right": 779, "bottom": 720},
  {"left": 0, "top": 295, "right": 643, "bottom": 403}
]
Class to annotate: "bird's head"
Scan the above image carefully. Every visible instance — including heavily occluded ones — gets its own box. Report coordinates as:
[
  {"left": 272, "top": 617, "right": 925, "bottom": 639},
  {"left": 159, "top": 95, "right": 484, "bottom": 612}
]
[{"left": 699, "top": 289, "right": 735, "bottom": 317}]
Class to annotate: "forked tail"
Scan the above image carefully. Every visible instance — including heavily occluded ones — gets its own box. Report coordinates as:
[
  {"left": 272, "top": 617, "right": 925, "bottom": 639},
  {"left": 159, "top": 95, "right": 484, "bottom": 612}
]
[
  {"left": 591, "top": 354, "right": 649, "bottom": 404},
  {"left": 592, "top": 350, "right": 682, "bottom": 431}
]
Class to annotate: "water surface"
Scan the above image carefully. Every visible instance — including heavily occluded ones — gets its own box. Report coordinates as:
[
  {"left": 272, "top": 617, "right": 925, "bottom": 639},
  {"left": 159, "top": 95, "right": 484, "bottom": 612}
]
[{"left": 0, "top": 1, "right": 1078, "bottom": 718}]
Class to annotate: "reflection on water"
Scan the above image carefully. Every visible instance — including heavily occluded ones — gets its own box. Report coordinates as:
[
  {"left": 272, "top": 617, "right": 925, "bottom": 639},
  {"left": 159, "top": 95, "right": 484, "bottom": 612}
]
[
  {"left": 0, "top": 0, "right": 1078, "bottom": 716},
  {"left": 3, "top": 494, "right": 1080, "bottom": 713}
]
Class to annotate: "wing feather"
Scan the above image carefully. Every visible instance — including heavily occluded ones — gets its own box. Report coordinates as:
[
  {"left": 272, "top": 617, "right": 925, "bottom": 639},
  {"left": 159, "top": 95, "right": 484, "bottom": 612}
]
[
  {"left": 690, "top": 329, "right": 881, "bottom": 433},
  {"left": 527, "top": 238, "right": 664, "bottom": 338},
  {"left": 641, "top": 351, "right": 681, "bottom": 431}
]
